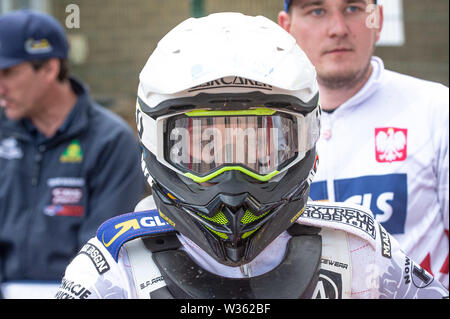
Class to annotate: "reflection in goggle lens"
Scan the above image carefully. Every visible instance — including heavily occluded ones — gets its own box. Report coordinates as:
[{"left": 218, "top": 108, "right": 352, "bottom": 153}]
[{"left": 167, "top": 114, "right": 298, "bottom": 175}]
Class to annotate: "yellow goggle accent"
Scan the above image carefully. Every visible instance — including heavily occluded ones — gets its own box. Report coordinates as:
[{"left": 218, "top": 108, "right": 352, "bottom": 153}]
[
  {"left": 185, "top": 167, "right": 279, "bottom": 183},
  {"left": 185, "top": 108, "right": 276, "bottom": 117}
]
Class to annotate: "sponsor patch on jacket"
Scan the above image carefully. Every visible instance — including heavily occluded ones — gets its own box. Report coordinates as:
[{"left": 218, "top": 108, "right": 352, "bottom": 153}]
[
  {"left": 375, "top": 127, "right": 407, "bottom": 163},
  {"left": 43, "top": 205, "right": 84, "bottom": 217},
  {"left": 0, "top": 137, "right": 23, "bottom": 159},
  {"left": 47, "top": 177, "right": 85, "bottom": 187},
  {"left": 44, "top": 186, "right": 84, "bottom": 217},
  {"left": 60, "top": 139, "right": 83, "bottom": 163},
  {"left": 310, "top": 174, "right": 407, "bottom": 235},
  {"left": 97, "top": 210, "right": 175, "bottom": 261},
  {"left": 301, "top": 203, "right": 376, "bottom": 240},
  {"left": 51, "top": 187, "right": 82, "bottom": 204},
  {"left": 378, "top": 223, "right": 392, "bottom": 258},
  {"left": 79, "top": 243, "right": 110, "bottom": 274}
]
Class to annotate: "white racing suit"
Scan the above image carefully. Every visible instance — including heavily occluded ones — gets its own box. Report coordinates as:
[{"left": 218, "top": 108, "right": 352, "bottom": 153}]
[
  {"left": 310, "top": 56, "right": 449, "bottom": 288},
  {"left": 55, "top": 196, "right": 448, "bottom": 299}
]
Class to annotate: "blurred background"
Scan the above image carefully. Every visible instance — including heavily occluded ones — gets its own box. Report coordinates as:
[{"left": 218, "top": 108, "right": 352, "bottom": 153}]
[{"left": 1, "top": 0, "right": 448, "bottom": 130}]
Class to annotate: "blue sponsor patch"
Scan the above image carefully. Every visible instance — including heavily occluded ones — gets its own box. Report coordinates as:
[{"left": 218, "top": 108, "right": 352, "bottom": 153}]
[
  {"left": 310, "top": 174, "right": 407, "bottom": 234},
  {"left": 97, "top": 209, "right": 175, "bottom": 261},
  {"left": 310, "top": 181, "right": 327, "bottom": 200}
]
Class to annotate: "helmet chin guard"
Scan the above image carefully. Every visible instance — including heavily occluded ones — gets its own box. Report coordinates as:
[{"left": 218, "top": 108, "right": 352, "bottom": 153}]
[
  {"left": 137, "top": 12, "right": 321, "bottom": 266},
  {"left": 147, "top": 147, "right": 317, "bottom": 267}
]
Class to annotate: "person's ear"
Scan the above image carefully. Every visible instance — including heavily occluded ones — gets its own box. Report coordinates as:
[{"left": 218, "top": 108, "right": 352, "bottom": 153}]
[{"left": 278, "top": 10, "right": 292, "bottom": 33}]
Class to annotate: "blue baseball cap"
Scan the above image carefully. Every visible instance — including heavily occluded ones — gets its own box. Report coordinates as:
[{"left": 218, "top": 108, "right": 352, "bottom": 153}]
[
  {"left": 284, "top": 0, "right": 292, "bottom": 11},
  {"left": 0, "top": 9, "right": 69, "bottom": 70}
]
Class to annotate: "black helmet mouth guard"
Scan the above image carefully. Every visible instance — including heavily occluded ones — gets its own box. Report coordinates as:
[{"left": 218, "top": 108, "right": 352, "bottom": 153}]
[
  {"left": 146, "top": 146, "right": 317, "bottom": 266},
  {"left": 152, "top": 183, "right": 311, "bottom": 265}
]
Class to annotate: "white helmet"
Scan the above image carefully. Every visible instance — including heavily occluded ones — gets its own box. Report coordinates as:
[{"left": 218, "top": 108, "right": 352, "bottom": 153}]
[{"left": 136, "top": 12, "right": 320, "bottom": 266}]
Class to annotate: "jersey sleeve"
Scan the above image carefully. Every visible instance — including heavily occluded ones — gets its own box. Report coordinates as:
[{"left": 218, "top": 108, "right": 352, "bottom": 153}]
[
  {"left": 376, "top": 223, "right": 449, "bottom": 299},
  {"left": 55, "top": 237, "right": 129, "bottom": 299},
  {"left": 436, "top": 95, "right": 449, "bottom": 234}
]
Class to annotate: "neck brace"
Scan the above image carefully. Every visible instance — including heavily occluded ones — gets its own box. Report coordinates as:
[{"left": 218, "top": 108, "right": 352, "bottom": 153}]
[{"left": 142, "top": 223, "right": 322, "bottom": 299}]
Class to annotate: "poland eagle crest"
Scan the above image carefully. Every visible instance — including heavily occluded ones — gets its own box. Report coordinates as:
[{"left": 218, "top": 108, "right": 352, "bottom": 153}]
[{"left": 375, "top": 127, "right": 407, "bottom": 163}]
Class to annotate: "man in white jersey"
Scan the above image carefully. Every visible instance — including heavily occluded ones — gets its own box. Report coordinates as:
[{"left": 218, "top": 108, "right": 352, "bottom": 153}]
[
  {"left": 56, "top": 12, "right": 448, "bottom": 300},
  {"left": 278, "top": 0, "right": 449, "bottom": 288}
]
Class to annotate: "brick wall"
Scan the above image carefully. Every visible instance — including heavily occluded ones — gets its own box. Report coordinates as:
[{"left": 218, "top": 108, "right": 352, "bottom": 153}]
[
  {"left": 375, "top": 0, "right": 449, "bottom": 86},
  {"left": 48, "top": 0, "right": 448, "bottom": 128},
  {"left": 52, "top": 0, "right": 192, "bottom": 126}
]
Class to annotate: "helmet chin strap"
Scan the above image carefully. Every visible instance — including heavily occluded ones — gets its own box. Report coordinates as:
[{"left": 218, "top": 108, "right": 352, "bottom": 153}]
[{"left": 146, "top": 223, "right": 322, "bottom": 299}]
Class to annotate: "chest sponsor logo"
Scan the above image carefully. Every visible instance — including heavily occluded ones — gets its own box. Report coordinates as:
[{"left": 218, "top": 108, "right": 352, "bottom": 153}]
[
  {"left": 310, "top": 174, "right": 407, "bottom": 235},
  {"left": 47, "top": 177, "right": 85, "bottom": 187},
  {"left": 51, "top": 187, "right": 83, "bottom": 204},
  {"left": 79, "top": 243, "right": 110, "bottom": 274},
  {"left": 43, "top": 204, "right": 84, "bottom": 217},
  {"left": 60, "top": 139, "right": 83, "bottom": 163},
  {"left": 0, "top": 137, "right": 23, "bottom": 159},
  {"left": 375, "top": 127, "right": 407, "bottom": 163},
  {"left": 312, "top": 269, "right": 343, "bottom": 299}
]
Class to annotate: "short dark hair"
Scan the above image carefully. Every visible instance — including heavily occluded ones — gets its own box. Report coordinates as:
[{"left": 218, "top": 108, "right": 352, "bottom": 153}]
[
  {"left": 29, "top": 58, "right": 69, "bottom": 82},
  {"left": 287, "top": 0, "right": 378, "bottom": 13}
]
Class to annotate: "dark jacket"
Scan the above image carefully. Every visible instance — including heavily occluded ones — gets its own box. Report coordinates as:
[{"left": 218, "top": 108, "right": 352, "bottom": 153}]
[{"left": 0, "top": 77, "right": 146, "bottom": 281}]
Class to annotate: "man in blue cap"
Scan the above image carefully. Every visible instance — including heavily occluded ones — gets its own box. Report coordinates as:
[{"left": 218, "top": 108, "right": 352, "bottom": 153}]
[
  {"left": 278, "top": 0, "right": 449, "bottom": 289},
  {"left": 0, "top": 9, "right": 147, "bottom": 297}
]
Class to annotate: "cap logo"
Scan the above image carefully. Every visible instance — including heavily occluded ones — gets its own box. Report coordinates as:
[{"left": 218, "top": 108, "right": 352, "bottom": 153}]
[{"left": 25, "top": 38, "right": 53, "bottom": 54}]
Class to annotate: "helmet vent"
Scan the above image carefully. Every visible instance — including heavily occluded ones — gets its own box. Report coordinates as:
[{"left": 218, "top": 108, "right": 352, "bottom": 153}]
[
  {"left": 240, "top": 210, "right": 269, "bottom": 225},
  {"left": 197, "top": 211, "right": 228, "bottom": 225}
]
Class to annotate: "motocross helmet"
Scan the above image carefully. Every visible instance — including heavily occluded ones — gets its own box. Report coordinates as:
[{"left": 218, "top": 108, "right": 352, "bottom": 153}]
[{"left": 136, "top": 12, "right": 320, "bottom": 267}]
